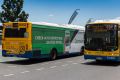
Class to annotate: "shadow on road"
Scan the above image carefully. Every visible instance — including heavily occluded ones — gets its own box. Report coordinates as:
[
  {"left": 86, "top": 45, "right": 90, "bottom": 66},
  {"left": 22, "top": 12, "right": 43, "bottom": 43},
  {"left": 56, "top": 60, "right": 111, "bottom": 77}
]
[
  {"left": 82, "top": 61, "right": 120, "bottom": 67},
  {"left": 1, "top": 54, "right": 82, "bottom": 65},
  {"left": 1, "top": 58, "right": 50, "bottom": 65}
]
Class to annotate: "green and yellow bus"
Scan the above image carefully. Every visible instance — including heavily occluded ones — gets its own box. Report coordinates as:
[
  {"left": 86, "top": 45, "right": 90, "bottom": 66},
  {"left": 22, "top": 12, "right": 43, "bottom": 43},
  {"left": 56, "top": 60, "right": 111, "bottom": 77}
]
[
  {"left": 2, "top": 22, "right": 84, "bottom": 60},
  {"left": 84, "top": 20, "right": 120, "bottom": 61}
]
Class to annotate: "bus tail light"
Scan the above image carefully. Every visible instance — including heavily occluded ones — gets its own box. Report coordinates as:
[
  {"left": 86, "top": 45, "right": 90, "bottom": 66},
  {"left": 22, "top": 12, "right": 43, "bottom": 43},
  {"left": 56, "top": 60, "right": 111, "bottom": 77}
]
[
  {"left": 26, "top": 44, "right": 28, "bottom": 50},
  {"left": 13, "top": 23, "right": 18, "bottom": 27},
  {"left": 27, "top": 23, "right": 29, "bottom": 28},
  {"left": 2, "top": 44, "right": 4, "bottom": 49}
]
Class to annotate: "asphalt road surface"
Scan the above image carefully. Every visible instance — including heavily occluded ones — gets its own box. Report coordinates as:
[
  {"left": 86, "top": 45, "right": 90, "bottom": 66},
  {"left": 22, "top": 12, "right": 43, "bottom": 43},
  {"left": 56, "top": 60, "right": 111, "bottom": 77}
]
[{"left": 0, "top": 54, "right": 120, "bottom": 80}]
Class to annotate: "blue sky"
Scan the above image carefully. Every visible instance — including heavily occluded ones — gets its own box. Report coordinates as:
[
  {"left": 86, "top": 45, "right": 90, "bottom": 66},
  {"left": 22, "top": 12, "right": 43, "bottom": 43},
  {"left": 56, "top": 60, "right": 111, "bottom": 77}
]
[{"left": 0, "top": 0, "right": 120, "bottom": 26}]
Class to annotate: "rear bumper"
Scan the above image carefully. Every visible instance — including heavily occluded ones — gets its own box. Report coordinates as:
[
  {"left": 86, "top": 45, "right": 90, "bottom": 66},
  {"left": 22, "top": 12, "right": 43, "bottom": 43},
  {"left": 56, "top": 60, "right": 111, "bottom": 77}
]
[
  {"left": 2, "top": 50, "right": 49, "bottom": 58},
  {"left": 84, "top": 55, "right": 120, "bottom": 61},
  {"left": 2, "top": 50, "right": 33, "bottom": 58}
]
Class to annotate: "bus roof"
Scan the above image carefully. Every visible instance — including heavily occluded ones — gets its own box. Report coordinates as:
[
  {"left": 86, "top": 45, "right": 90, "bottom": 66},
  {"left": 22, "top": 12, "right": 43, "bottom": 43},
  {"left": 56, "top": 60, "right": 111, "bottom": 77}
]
[
  {"left": 32, "top": 22, "right": 85, "bottom": 31},
  {"left": 88, "top": 19, "right": 120, "bottom": 25}
]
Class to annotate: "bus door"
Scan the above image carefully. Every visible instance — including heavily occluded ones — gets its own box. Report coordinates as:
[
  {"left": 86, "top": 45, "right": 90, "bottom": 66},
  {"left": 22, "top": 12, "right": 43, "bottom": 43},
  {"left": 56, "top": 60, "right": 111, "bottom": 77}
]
[
  {"left": 64, "top": 30, "right": 70, "bottom": 53},
  {"left": 118, "top": 31, "right": 120, "bottom": 53}
]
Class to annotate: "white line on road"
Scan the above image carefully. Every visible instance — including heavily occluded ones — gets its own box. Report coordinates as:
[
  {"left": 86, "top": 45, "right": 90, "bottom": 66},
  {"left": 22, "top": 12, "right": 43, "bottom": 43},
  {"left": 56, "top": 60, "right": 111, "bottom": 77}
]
[
  {"left": 3, "top": 74, "right": 15, "bottom": 77},
  {"left": 50, "top": 66, "right": 57, "bottom": 69},
  {"left": 35, "top": 68, "right": 45, "bottom": 71},
  {"left": 20, "top": 71, "right": 30, "bottom": 74},
  {"left": 26, "top": 65, "right": 34, "bottom": 66},
  {"left": 67, "top": 61, "right": 73, "bottom": 63},
  {"left": 61, "top": 64, "right": 68, "bottom": 67},
  {"left": 41, "top": 63, "right": 49, "bottom": 65},
  {"left": 72, "top": 63, "right": 78, "bottom": 65},
  {"left": 8, "top": 66, "right": 17, "bottom": 68},
  {"left": 55, "top": 62, "right": 62, "bottom": 64}
]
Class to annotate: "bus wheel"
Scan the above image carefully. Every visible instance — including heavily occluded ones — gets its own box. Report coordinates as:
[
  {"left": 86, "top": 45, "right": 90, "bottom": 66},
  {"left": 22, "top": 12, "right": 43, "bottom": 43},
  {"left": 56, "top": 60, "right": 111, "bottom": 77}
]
[
  {"left": 50, "top": 49, "right": 57, "bottom": 60},
  {"left": 96, "top": 60, "right": 102, "bottom": 63}
]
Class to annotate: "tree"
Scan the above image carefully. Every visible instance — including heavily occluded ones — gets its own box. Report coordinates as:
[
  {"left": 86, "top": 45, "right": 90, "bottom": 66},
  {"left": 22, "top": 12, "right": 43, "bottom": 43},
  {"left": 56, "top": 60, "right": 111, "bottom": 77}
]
[
  {"left": 0, "top": 0, "right": 29, "bottom": 23},
  {"left": 0, "top": 12, "right": 1, "bottom": 22}
]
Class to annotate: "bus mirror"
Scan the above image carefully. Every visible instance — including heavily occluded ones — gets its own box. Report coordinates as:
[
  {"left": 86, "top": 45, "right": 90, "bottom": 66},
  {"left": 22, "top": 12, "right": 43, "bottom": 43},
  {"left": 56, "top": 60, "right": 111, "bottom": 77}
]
[{"left": 24, "top": 32, "right": 29, "bottom": 38}]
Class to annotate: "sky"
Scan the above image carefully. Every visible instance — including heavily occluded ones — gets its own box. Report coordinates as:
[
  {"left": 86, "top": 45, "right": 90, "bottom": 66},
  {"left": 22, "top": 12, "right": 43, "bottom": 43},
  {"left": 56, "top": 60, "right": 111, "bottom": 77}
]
[{"left": 0, "top": 0, "right": 120, "bottom": 26}]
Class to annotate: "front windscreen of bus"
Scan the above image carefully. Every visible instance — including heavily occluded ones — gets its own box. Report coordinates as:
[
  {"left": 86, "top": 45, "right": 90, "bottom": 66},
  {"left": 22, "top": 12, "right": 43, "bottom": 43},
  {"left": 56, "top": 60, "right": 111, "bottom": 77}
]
[
  {"left": 84, "top": 24, "right": 118, "bottom": 51},
  {"left": 5, "top": 28, "right": 27, "bottom": 38}
]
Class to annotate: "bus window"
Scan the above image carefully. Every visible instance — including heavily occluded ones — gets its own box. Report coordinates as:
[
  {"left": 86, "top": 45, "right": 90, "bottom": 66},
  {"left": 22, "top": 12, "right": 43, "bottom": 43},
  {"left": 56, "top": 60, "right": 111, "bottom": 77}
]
[
  {"left": 24, "top": 32, "right": 29, "bottom": 38},
  {"left": 5, "top": 28, "right": 27, "bottom": 38}
]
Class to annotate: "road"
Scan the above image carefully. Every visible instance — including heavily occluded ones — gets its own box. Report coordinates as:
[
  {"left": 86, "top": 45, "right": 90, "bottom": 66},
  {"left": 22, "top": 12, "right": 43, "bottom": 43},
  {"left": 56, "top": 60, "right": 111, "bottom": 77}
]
[{"left": 0, "top": 54, "right": 120, "bottom": 80}]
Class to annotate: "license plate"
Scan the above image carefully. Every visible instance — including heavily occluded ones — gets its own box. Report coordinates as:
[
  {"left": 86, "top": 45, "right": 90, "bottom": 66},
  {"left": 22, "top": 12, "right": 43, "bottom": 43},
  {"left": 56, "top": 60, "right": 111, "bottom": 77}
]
[{"left": 96, "top": 57, "right": 103, "bottom": 60}]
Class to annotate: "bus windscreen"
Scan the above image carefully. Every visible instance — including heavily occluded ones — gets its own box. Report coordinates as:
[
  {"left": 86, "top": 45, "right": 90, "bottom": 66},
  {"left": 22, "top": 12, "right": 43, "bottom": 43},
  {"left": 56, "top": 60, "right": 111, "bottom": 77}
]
[{"left": 85, "top": 24, "right": 118, "bottom": 51}]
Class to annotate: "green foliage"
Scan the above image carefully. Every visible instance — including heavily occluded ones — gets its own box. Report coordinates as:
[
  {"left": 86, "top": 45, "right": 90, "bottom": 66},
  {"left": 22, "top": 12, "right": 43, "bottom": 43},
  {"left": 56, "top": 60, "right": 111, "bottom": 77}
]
[
  {"left": 0, "top": 13, "right": 1, "bottom": 22},
  {"left": 0, "top": 0, "right": 29, "bottom": 23}
]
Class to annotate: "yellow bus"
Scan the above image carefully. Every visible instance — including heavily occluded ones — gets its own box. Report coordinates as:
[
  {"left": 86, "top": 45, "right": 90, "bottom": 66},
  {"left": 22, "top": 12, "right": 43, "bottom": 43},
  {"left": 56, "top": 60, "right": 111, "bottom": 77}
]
[
  {"left": 2, "top": 22, "right": 85, "bottom": 60},
  {"left": 84, "top": 20, "right": 120, "bottom": 61}
]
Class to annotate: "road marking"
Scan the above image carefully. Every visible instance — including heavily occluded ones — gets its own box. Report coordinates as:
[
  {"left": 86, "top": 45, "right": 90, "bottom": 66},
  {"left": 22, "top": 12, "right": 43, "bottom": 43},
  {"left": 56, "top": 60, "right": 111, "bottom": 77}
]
[
  {"left": 8, "top": 66, "right": 17, "bottom": 68},
  {"left": 67, "top": 61, "right": 73, "bottom": 63},
  {"left": 72, "top": 63, "right": 78, "bottom": 65},
  {"left": 41, "top": 63, "right": 49, "bottom": 65},
  {"left": 20, "top": 71, "right": 30, "bottom": 74},
  {"left": 3, "top": 74, "right": 15, "bottom": 77},
  {"left": 55, "top": 62, "right": 62, "bottom": 64},
  {"left": 26, "top": 65, "right": 34, "bottom": 66},
  {"left": 50, "top": 66, "right": 57, "bottom": 69},
  {"left": 35, "top": 68, "right": 45, "bottom": 71},
  {"left": 61, "top": 64, "right": 68, "bottom": 67}
]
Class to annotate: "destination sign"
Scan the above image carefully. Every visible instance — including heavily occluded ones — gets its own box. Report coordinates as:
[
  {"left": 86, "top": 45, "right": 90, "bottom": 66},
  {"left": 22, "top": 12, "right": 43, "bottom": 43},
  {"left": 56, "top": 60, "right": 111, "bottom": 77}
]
[{"left": 86, "top": 24, "right": 118, "bottom": 31}]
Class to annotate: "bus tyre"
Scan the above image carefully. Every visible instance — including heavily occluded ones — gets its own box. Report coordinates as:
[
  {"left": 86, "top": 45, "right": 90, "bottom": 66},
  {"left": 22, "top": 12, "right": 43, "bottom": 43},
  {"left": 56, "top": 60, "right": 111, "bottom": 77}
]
[
  {"left": 96, "top": 60, "right": 102, "bottom": 63},
  {"left": 2, "top": 54, "right": 7, "bottom": 57},
  {"left": 50, "top": 49, "right": 57, "bottom": 60}
]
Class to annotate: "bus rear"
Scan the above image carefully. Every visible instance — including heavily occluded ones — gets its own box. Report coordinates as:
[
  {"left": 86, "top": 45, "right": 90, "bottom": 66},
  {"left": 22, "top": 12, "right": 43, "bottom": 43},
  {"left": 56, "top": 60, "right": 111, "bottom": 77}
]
[
  {"left": 2, "top": 22, "right": 32, "bottom": 58},
  {"left": 84, "top": 23, "right": 120, "bottom": 61}
]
